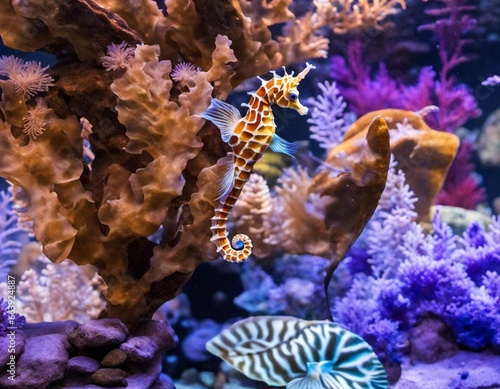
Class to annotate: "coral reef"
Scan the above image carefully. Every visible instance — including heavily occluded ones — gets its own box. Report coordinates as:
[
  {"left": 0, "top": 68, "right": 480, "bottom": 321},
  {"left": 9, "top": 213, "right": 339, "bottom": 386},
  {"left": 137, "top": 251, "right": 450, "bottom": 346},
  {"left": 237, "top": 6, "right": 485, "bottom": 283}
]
[
  {"left": 333, "top": 166, "right": 500, "bottom": 369},
  {"left": 1, "top": 0, "right": 499, "bottom": 387},
  {"left": 0, "top": 0, "right": 399, "bottom": 331}
]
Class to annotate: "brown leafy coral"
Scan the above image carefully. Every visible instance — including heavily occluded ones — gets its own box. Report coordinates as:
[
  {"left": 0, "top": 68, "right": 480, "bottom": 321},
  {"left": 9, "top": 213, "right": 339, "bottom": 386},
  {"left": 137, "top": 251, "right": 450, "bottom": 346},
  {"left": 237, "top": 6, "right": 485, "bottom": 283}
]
[
  {"left": 330, "top": 108, "right": 460, "bottom": 221},
  {"left": 0, "top": 0, "right": 402, "bottom": 328}
]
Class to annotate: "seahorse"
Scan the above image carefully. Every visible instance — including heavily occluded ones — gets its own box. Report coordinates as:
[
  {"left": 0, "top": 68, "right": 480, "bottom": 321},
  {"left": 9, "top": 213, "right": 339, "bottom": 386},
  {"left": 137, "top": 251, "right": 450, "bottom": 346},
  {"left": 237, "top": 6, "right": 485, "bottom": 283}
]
[{"left": 200, "top": 63, "right": 315, "bottom": 263}]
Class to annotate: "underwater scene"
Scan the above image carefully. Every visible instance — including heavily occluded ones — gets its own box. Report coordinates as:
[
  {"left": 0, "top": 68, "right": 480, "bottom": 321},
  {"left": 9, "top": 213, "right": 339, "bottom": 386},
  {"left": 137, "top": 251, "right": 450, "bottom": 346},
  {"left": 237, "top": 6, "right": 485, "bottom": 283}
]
[{"left": 0, "top": 0, "right": 500, "bottom": 388}]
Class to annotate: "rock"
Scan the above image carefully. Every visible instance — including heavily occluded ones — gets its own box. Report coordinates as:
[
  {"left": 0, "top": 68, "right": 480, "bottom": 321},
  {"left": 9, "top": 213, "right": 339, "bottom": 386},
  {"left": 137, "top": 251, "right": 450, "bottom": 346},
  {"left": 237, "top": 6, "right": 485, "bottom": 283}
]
[
  {"left": 23, "top": 321, "right": 79, "bottom": 351},
  {"left": 61, "top": 356, "right": 98, "bottom": 387},
  {"left": 68, "top": 318, "right": 128, "bottom": 348},
  {"left": 120, "top": 335, "right": 157, "bottom": 362},
  {"left": 117, "top": 321, "right": 177, "bottom": 379},
  {"left": 0, "top": 334, "right": 68, "bottom": 389},
  {"left": 0, "top": 330, "right": 26, "bottom": 372},
  {"left": 410, "top": 318, "right": 459, "bottom": 363},
  {"left": 127, "top": 352, "right": 164, "bottom": 388},
  {"left": 66, "top": 356, "right": 101, "bottom": 375},
  {"left": 91, "top": 368, "right": 127, "bottom": 387},
  {"left": 133, "top": 320, "right": 178, "bottom": 350},
  {"left": 101, "top": 349, "right": 127, "bottom": 367},
  {"left": 152, "top": 373, "right": 176, "bottom": 389},
  {"left": 22, "top": 320, "right": 79, "bottom": 338}
]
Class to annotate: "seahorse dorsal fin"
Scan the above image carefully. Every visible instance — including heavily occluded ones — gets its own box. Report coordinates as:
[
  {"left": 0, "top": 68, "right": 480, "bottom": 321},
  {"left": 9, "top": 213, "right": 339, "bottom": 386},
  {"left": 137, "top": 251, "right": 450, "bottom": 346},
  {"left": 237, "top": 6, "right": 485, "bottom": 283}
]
[
  {"left": 270, "top": 134, "right": 298, "bottom": 158},
  {"left": 216, "top": 153, "right": 235, "bottom": 200},
  {"left": 199, "top": 98, "right": 241, "bottom": 143}
]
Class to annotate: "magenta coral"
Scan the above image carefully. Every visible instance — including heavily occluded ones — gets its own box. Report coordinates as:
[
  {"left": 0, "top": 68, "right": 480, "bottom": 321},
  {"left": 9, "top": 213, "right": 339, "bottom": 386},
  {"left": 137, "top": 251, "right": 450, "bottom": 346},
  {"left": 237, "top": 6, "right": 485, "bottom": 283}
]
[
  {"left": 435, "top": 141, "right": 486, "bottom": 209},
  {"left": 331, "top": 41, "right": 400, "bottom": 116}
]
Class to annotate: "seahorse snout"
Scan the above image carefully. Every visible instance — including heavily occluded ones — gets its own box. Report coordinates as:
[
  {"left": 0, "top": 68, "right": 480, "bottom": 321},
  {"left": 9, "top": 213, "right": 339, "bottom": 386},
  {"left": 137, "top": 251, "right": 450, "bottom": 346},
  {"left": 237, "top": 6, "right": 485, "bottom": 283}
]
[{"left": 296, "top": 104, "right": 308, "bottom": 115}]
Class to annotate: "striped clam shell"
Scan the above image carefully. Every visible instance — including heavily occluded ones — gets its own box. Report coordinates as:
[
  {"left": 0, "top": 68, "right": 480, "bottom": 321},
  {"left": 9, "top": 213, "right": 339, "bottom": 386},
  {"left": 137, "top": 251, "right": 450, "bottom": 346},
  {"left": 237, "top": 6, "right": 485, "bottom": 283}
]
[{"left": 206, "top": 316, "right": 388, "bottom": 389}]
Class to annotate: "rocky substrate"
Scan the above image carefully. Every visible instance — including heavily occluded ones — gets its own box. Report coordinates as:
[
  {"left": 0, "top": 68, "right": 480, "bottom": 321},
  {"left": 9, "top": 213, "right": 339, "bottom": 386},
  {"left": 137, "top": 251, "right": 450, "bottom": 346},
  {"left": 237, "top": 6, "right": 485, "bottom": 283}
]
[{"left": 0, "top": 318, "right": 177, "bottom": 388}]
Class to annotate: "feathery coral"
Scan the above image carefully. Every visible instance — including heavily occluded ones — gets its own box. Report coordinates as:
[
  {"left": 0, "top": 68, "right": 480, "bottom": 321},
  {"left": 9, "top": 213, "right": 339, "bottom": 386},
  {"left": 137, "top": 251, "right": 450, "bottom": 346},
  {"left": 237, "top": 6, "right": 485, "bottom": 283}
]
[
  {"left": 22, "top": 99, "right": 49, "bottom": 140},
  {"left": 171, "top": 62, "right": 201, "bottom": 88},
  {"left": 0, "top": 55, "right": 53, "bottom": 98},
  {"left": 0, "top": 298, "right": 26, "bottom": 336},
  {"left": 101, "top": 41, "right": 136, "bottom": 71},
  {"left": 307, "top": 81, "right": 349, "bottom": 149}
]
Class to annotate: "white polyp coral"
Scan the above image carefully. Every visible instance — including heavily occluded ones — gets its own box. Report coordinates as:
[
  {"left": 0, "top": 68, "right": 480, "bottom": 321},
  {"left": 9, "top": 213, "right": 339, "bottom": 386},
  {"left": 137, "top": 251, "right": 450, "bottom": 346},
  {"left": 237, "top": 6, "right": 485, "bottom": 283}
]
[
  {"left": 22, "top": 99, "right": 49, "bottom": 140},
  {"left": 171, "top": 62, "right": 201, "bottom": 88},
  {"left": 13, "top": 254, "right": 105, "bottom": 323},
  {"left": 0, "top": 55, "right": 53, "bottom": 98},
  {"left": 307, "top": 81, "right": 349, "bottom": 150},
  {"left": 101, "top": 41, "right": 136, "bottom": 71}
]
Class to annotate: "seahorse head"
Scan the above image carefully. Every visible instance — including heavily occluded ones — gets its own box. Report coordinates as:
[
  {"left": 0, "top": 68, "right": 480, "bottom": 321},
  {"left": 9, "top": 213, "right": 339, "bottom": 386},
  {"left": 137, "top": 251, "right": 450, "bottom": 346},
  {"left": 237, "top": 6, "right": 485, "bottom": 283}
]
[{"left": 263, "top": 62, "right": 315, "bottom": 115}]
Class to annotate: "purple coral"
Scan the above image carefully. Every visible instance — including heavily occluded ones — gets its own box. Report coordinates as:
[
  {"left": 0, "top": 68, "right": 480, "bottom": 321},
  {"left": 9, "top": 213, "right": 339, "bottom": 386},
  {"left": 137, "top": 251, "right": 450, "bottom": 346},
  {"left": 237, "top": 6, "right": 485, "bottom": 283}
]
[
  {"left": 435, "top": 141, "right": 486, "bottom": 209},
  {"left": 330, "top": 0, "right": 481, "bottom": 133},
  {"left": 0, "top": 298, "right": 26, "bottom": 336},
  {"left": 450, "top": 297, "right": 497, "bottom": 350},
  {"left": 234, "top": 255, "right": 329, "bottom": 320},
  {"left": 334, "top": 166, "right": 500, "bottom": 358},
  {"left": 482, "top": 75, "right": 500, "bottom": 86},
  {"left": 331, "top": 41, "right": 401, "bottom": 117},
  {"left": 456, "top": 218, "right": 500, "bottom": 285}
]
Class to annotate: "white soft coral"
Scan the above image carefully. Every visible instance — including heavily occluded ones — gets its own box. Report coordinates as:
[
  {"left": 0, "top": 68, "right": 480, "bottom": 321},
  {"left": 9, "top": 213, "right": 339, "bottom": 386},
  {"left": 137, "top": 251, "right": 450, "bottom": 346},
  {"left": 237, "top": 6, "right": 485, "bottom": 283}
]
[
  {"left": 0, "top": 55, "right": 54, "bottom": 98},
  {"left": 22, "top": 99, "right": 49, "bottom": 140},
  {"left": 171, "top": 61, "right": 201, "bottom": 88},
  {"left": 101, "top": 42, "right": 136, "bottom": 71}
]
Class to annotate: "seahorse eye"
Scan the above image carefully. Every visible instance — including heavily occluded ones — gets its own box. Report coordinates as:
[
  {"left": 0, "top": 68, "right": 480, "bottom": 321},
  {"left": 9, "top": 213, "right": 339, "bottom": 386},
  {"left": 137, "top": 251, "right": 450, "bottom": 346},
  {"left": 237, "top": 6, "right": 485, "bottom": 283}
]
[
  {"left": 233, "top": 240, "right": 244, "bottom": 250},
  {"left": 289, "top": 92, "right": 298, "bottom": 101}
]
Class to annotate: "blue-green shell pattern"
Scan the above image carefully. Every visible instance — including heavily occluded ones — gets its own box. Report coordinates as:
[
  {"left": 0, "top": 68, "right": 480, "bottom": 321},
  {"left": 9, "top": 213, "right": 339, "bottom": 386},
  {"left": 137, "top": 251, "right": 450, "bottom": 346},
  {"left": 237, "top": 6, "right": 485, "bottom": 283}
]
[{"left": 205, "top": 316, "right": 388, "bottom": 389}]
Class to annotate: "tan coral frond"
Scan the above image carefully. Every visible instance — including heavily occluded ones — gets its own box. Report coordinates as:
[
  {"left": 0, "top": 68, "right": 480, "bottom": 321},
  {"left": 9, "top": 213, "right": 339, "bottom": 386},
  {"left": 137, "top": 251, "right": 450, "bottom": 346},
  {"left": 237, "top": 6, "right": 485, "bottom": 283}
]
[
  {"left": 278, "top": 13, "right": 330, "bottom": 64},
  {"left": 99, "top": 44, "right": 212, "bottom": 239},
  {"left": 271, "top": 167, "right": 332, "bottom": 255},
  {"left": 314, "top": 0, "right": 406, "bottom": 34},
  {"left": 240, "top": 0, "right": 295, "bottom": 34}
]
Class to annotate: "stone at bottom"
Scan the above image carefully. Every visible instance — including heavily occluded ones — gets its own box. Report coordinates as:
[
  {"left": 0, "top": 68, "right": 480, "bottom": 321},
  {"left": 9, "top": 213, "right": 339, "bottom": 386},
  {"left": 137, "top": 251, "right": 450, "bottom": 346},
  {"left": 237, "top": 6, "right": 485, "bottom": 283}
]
[
  {"left": 91, "top": 368, "right": 128, "bottom": 387},
  {"left": 0, "top": 334, "right": 68, "bottom": 389}
]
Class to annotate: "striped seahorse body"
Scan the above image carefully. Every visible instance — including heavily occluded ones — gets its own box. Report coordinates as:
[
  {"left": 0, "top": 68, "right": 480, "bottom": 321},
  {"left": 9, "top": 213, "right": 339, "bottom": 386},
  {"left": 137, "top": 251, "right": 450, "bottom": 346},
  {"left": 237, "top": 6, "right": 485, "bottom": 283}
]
[
  {"left": 200, "top": 63, "right": 315, "bottom": 262},
  {"left": 206, "top": 316, "right": 389, "bottom": 389}
]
